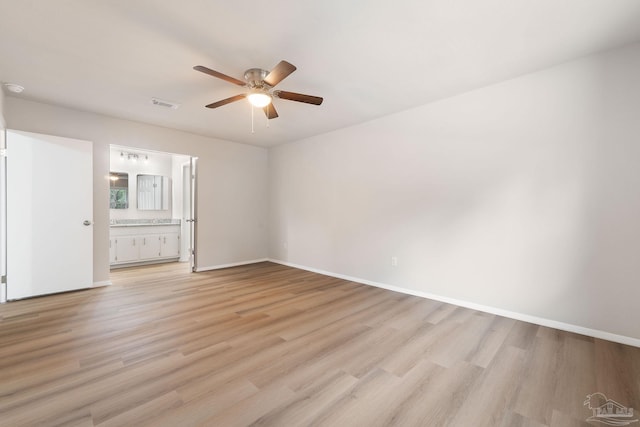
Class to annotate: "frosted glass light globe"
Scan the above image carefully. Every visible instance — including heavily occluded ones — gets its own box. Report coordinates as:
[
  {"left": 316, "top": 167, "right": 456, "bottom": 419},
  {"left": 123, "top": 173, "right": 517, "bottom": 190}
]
[{"left": 248, "top": 92, "right": 272, "bottom": 107}]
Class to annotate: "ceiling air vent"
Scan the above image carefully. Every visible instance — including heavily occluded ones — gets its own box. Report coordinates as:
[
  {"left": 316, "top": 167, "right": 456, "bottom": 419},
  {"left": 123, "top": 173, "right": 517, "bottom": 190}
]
[{"left": 151, "top": 97, "right": 180, "bottom": 110}]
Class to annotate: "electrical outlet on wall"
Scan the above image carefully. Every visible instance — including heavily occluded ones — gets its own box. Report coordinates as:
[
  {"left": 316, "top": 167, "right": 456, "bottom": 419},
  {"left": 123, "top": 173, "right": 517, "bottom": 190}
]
[{"left": 391, "top": 256, "right": 398, "bottom": 267}]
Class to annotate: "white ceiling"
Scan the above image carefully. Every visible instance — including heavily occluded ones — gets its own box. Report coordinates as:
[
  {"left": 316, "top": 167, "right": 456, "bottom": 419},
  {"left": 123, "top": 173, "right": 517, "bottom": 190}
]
[{"left": 2, "top": 1, "right": 640, "bottom": 147}]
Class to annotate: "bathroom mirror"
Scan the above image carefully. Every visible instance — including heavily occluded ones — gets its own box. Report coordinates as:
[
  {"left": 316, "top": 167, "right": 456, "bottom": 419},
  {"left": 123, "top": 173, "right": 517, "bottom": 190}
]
[
  {"left": 109, "top": 172, "right": 129, "bottom": 209},
  {"left": 137, "top": 174, "right": 170, "bottom": 210}
]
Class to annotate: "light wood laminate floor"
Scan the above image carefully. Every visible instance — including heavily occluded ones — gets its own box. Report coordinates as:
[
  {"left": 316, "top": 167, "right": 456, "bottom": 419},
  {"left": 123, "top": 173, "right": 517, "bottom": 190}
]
[{"left": 1, "top": 262, "right": 638, "bottom": 426}]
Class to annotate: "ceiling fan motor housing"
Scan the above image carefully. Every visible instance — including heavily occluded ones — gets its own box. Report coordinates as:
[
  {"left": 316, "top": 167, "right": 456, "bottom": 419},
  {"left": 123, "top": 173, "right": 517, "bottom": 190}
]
[{"left": 244, "top": 68, "right": 270, "bottom": 88}]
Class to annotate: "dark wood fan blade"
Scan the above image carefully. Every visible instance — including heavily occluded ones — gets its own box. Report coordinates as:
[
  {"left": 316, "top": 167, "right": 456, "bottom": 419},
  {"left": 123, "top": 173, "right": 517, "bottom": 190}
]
[
  {"left": 264, "top": 61, "right": 297, "bottom": 87},
  {"left": 275, "top": 90, "right": 323, "bottom": 105},
  {"left": 194, "top": 65, "right": 246, "bottom": 86},
  {"left": 263, "top": 104, "right": 279, "bottom": 119},
  {"left": 205, "top": 94, "right": 246, "bottom": 109}
]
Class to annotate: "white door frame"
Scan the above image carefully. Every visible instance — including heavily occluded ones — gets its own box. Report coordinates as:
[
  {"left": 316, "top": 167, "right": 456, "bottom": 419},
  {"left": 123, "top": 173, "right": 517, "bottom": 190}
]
[
  {"left": 190, "top": 157, "right": 198, "bottom": 272},
  {"left": 0, "top": 127, "right": 7, "bottom": 303},
  {"left": 180, "top": 157, "right": 199, "bottom": 271}
]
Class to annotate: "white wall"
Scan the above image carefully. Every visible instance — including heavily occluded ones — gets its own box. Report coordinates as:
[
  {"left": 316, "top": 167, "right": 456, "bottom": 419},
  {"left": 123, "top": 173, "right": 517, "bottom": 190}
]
[
  {"left": 6, "top": 98, "right": 269, "bottom": 283},
  {"left": 269, "top": 42, "right": 640, "bottom": 342}
]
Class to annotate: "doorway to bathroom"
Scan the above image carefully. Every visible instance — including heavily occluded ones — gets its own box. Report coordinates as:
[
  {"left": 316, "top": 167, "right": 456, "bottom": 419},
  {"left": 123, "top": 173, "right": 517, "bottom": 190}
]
[{"left": 108, "top": 145, "right": 198, "bottom": 272}]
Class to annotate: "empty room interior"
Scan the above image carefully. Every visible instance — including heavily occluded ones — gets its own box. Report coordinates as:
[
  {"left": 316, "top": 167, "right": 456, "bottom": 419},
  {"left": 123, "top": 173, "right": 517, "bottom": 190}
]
[{"left": 1, "top": 1, "right": 640, "bottom": 426}]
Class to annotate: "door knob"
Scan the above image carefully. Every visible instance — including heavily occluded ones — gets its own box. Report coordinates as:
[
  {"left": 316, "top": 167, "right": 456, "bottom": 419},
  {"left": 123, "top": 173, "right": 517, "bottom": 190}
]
[{"left": 83, "top": 220, "right": 92, "bottom": 226}]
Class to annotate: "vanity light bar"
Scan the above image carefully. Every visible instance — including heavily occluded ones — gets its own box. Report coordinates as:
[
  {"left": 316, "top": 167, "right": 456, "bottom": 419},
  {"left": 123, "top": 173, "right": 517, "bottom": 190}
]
[{"left": 120, "top": 152, "right": 149, "bottom": 163}]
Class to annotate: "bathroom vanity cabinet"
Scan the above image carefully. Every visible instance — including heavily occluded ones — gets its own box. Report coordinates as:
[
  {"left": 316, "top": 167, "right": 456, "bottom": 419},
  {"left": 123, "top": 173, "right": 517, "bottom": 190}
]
[{"left": 109, "top": 221, "right": 180, "bottom": 267}]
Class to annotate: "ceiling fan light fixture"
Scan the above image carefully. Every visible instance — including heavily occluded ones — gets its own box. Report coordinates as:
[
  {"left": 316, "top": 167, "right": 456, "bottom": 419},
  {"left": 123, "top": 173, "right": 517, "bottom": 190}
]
[{"left": 247, "top": 91, "right": 272, "bottom": 108}]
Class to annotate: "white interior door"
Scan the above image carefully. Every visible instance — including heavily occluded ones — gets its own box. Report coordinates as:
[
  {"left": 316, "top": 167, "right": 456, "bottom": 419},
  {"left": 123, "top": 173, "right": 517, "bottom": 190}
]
[
  {"left": 7, "top": 130, "right": 93, "bottom": 299},
  {"left": 180, "top": 159, "right": 198, "bottom": 270}
]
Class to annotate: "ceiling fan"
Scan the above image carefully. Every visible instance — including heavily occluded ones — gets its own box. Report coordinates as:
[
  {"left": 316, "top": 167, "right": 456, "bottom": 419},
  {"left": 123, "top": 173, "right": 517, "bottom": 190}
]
[{"left": 194, "top": 60, "right": 323, "bottom": 119}]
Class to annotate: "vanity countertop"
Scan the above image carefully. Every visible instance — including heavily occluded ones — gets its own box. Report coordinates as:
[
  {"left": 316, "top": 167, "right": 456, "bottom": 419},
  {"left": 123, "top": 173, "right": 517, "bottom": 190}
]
[{"left": 110, "top": 219, "right": 181, "bottom": 227}]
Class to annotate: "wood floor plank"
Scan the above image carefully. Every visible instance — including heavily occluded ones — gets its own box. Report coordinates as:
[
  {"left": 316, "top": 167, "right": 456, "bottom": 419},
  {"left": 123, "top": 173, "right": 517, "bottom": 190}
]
[
  {"left": 552, "top": 336, "right": 597, "bottom": 421},
  {"left": 249, "top": 370, "right": 359, "bottom": 426},
  {"left": 304, "top": 367, "right": 403, "bottom": 426},
  {"left": 140, "top": 378, "right": 259, "bottom": 427},
  {"left": 95, "top": 390, "right": 183, "bottom": 427},
  {"left": 468, "top": 315, "right": 516, "bottom": 368},
  {"left": 512, "top": 335, "right": 563, "bottom": 425},
  {"left": 374, "top": 360, "right": 479, "bottom": 427},
  {"left": 200, "top": 383, "right": 296, "bottom": 426},
  {"left": 1, "top": 261, "right": 638, "bottom": 426},
  {"left": 447, "top": 345, "right": 528, "bottom": 427}
]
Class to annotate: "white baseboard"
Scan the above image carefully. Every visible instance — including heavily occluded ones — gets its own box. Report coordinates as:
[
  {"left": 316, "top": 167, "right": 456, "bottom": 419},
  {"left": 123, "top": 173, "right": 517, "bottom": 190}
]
[
  {"left": 268, "top": 258, "right": 640, "bottom": 348},
  {"left": 196, "top": 258, "right": 269, "bottom": 272},
  {"left": 92, "top": 280, "right": 112, "bottom": 288}
]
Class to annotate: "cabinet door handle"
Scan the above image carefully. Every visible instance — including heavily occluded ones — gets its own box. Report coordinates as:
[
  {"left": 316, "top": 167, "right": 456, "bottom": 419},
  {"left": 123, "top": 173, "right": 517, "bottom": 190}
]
[
  {"left": 133, "top": 239, "right": 136, "bottom": 246},
  {"left": 164, "top": 237, "right": 166, "bottom": 244},
  {"left": 144, "top": 237, "right": 146, "bottom": 245}
]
